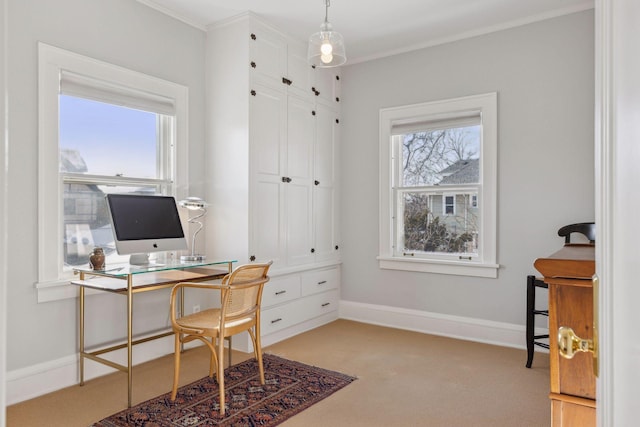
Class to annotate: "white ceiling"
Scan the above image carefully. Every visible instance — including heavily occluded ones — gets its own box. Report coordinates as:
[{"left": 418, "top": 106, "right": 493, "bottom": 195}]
[{"left": 136, "top": 0, "right": 594, "bottom": 64}]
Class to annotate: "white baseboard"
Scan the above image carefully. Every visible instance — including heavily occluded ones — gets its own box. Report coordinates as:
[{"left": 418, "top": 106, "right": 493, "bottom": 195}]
[
  {"left": 339, "top": 300, "right": 546, "bottom": 351},
  {"left": 6, "top": 334, "right": 195, "bottom": 406},
  {"left": 7, "top": 302, "right": 544, "bottom": 406}
]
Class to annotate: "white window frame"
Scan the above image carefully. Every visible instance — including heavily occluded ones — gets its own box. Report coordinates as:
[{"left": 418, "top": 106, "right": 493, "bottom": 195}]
[
  {"left": 36, "top": 43, "right": 189, "bottom": 302},
  {"left": 378, "top": 92, "right": 498, "bottom": 278}
]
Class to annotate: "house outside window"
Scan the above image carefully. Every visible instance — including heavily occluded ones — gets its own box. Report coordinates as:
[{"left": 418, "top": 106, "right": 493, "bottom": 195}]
[
  {"left": 379, "top": 93, "right": 498, "bottom": 278},
  {"left": 36, "top": 43, "right": 188, "bottom": 301}
]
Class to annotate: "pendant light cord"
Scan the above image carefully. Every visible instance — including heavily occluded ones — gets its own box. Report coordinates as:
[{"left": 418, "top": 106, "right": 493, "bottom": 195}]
[{"left": 325, "top": 0, "right": 330, "bottom": 24}]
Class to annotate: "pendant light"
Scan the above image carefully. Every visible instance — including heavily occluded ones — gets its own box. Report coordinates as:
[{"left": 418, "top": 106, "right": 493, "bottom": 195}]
[{"left": 308, "top": 0, "right": 346, "bottom": 68}]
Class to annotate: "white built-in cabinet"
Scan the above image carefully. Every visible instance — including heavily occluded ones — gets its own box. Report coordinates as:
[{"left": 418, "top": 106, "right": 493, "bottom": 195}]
[{"left": 206, "top": 13, "right": 341, "bottom": 351}]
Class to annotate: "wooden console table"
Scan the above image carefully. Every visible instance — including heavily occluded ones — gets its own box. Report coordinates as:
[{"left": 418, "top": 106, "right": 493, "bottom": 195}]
[
  {"left": 72, "top": 259, "right": 235, "bottom": 407},
  {"left": 534, "top": 244, "right": 596, "bottom": 427}
]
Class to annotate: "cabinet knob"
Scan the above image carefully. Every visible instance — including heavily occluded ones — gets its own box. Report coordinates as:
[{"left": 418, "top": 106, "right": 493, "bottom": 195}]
[
  {"left": 314, "top": 180, "right": 320, "bottom": 186},
  {"left": 311, "top": 248, "right": 315, "bottom": 253},
  {"left": 250, "top": 90, "right": 256, "bottom": 96},
  {"left": 335, "top": 245, "right": 339, "bottom": 250},
  {"left": 250, "top": 33, "right": 256, "bottom": 40},
  {"left": 336, "top": 97, "right": 340, "bottom": 102},
  {"left": 282, "top": 77, "right": 293, "bottom": 86},
  {"left": 335, "top": 118, "right": 340, "bottom": 124},
  {"left": 312, "top": 110, "right": 316, "bottom": 116},
  {"left": 250, "top": 255, "right": 256, "bottom": 261},
  {"left": 250, "top": 61, "right": 256, "bottom": 68},
  {"left": 281, "top": 176, "right": 292, "bottom": 183}
]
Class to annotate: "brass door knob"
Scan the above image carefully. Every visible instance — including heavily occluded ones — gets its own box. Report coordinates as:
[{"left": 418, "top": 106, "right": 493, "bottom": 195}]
[{"left": 558, "top": 326, "right": 595, "bottom": 359}]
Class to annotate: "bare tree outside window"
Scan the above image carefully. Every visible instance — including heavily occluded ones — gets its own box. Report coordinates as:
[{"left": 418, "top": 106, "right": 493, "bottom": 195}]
[{"left": 397, "top": 126, "right": 480, "bottom": 255}]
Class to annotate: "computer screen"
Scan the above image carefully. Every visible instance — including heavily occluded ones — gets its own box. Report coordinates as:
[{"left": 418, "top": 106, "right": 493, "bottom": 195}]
[{"left": 106, "top": 193, "right": 188, "bottom": 257}]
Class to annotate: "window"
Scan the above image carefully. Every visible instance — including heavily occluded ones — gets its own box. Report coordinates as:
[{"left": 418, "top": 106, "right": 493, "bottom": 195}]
[
  {"left": 379, "top": 93, "right": 498, "bottom": 278},
  {"left": 37, "top": 43, "right": 189, "bottom": 301},
  {"left": 443, "top": 195, "right": 456, "bottom": 215}
]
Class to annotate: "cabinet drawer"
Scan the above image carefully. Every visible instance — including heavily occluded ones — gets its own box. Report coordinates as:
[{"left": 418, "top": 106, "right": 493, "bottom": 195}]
[
  {"left": 262, "top": 275, "right": 300, "bottom": 308},
  {"left": 260, "top": 300, "right": 303, "bottom": 334},
  {"left": 301, "top": 289, "right": 339, "bottom": 318},
  {"left": 301, "top": 268, "right": 339, "bottom": 296}
]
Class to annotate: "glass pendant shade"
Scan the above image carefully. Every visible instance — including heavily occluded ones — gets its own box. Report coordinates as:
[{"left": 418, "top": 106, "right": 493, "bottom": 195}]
[{"left": 308, "top": 2, "right": 346, "bottom": 68}]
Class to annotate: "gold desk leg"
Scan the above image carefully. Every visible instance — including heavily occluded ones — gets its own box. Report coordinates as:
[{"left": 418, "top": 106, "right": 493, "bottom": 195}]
[
  {"left": 180, "top": 286, "right": 185, "bottom": 353},
  {"left": 79, "top": 272, "right": 85, "bottom": 386},
  {"left": 127, "top": 274, "right": 133, "bottom": 408}
]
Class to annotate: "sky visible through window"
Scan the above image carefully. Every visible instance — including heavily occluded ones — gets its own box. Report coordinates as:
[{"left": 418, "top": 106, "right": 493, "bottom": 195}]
[{"left": 59, "top": 95, "right": 157, "bottom": 178}]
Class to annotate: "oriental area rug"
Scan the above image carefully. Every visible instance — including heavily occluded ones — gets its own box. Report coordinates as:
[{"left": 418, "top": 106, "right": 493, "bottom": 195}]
[{"left": 91, "top": 354, "right": 356, "bottom": 427}]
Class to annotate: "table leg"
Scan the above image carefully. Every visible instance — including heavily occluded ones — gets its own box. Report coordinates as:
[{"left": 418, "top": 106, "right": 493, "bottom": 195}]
[
  {"left": 127, "top": 274, "right": 133, "bottom": 408},
  {"left": 79, "top": 274, "right": 85, "bottom": 386}
]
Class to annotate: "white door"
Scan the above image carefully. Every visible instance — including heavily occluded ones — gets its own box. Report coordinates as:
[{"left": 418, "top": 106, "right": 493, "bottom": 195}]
[
  {"left": 250, "top": 82, "right": 287, "bottom": 265},
  {"left": 596, "top": 1, "right": 640, "bottom": 425},
  {"left": 313, "top": 102, "right": 339, "bottom": 262},
  {"left": 285, "top": 94, "right": 314, "bottom": 266}
]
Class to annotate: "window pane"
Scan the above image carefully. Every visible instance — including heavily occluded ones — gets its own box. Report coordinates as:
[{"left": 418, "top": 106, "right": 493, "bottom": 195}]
[
  {"left": 400, "top": 126, "right": 480, "bottom": 186},
  {"left": 63, "top": 184, "right": 161, "bottom": 267},
  {"left": 402, "top": 191, "right": 479, "bottom": 255},
  {"left": 59, "top": 95, "right": 158, "bottom": 179}
]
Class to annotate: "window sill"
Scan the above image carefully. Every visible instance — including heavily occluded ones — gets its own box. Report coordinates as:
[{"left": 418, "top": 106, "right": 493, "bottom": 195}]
[
  {"left": 377, "top": 256, "right": 499, "bottom": 278},
  {"left": 36, "top": 278, "right": 83, "bottom": 303}
]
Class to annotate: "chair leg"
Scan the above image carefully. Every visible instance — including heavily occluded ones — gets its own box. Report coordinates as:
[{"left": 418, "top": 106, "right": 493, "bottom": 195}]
[
  {"left": 209, "top": 337, "right": 215, "bottom": 377},
  {"left": 218, "top": 336, "right": 226, "bottom": 415},
  {"left": 526, "top": 275, "right": 535, "bottom": 368},
  {"left": 249, "top": 328, "right": 265, "bottom": 384},
  {"left": 171, "top": 333, "right": 181, "bottom": 401}
]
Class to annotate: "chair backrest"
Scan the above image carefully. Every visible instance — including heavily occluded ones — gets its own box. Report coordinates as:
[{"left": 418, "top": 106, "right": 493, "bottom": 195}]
[
  {"left": 220, "top": 261, "right": 272, "bottom": 321},
  {"left": 557, "top": 222, "right": 595, "bottom": 244}
]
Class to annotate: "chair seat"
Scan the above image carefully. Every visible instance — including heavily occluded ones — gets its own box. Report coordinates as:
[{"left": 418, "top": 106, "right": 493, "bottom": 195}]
[{"left": 176, "top": 308, "right": 255, "bottom": 335}]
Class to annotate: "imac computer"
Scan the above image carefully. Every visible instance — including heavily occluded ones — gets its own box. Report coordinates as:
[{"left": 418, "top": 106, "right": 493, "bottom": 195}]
[{"left": 105, "top": 193, "right": 188, "bottom": 265}]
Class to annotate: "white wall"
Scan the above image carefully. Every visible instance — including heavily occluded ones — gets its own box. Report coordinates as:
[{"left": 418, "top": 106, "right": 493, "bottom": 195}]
[
  {"left": 339, "top": 11, "right": 594, "bottom": 326},
  {"left": 5, "top": 0, "right": 205, "bottom": 378},
  {"left": 1, "top": 0, "right": 8, "bottom": 422}
]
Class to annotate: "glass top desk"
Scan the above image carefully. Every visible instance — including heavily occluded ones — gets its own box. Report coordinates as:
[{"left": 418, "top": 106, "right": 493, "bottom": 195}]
[{"left": 71, "top": 259, "right": 236, "bottom": 407}]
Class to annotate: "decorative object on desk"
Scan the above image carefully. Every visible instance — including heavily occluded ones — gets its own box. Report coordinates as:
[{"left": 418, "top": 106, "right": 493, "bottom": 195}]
[
  {"left": 308, "top": 0, "right": 346, "bottom": 68},
  {"left": 89, "top": 247, "right": 105, "bottom": 270},
  {"left": 91, "top": 354, "right": 356, "bottom": 427},
  {"left": 178, "top": 196, "right": 207, "bottom": 262}
]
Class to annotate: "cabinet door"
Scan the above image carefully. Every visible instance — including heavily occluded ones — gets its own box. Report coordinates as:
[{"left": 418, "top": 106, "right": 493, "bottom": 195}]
[
  {"left": 249, "top": 24, "right": 287, "bottom": 88},
  {"left": 250, "top": 83, "right": 287, "bottom": 265},
  {"left": 313, "top": 67, "right": 340, "bottom": 106},
  {"left": 287, "top": 42, "right": 314, "bottom": 100},
  {"left": 313, "top": 103, "right": 339, "bottom": 262},
  {"left": 285, "top": 95, "right": 314, "bottom": 266}
]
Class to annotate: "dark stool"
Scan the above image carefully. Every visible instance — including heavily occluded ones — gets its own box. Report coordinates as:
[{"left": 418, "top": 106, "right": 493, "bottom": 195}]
[{"left": 526, "top": 274, "right": 549, "bottom": 368}]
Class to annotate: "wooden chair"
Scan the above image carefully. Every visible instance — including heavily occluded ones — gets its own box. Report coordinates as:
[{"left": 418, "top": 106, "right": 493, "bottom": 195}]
[
  {"left": 169, "top": 261, "right": 272, "bottom": 414},
  {"left": 526, "top": 222, "right": 594, "bottom": 368},
  {"left": 557, "top": 222, "right": 595, "bottom": 244}
]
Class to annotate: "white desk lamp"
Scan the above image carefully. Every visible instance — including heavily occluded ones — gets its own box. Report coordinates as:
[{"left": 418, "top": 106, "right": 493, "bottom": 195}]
[{"left": 179, "top": 197, "right": 207, "bottom": 262}]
